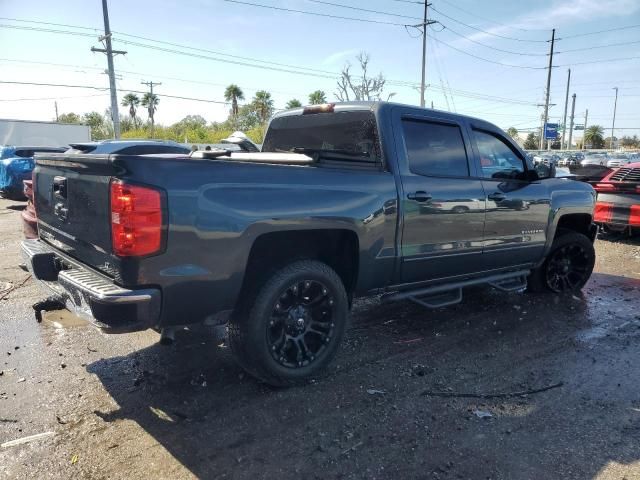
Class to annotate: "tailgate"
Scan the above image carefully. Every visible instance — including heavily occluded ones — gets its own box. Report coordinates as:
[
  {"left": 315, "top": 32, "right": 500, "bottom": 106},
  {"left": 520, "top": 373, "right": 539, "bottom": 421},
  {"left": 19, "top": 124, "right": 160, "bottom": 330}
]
[{"left": 34, "top": 153, "right": 118, "bottom": 277}]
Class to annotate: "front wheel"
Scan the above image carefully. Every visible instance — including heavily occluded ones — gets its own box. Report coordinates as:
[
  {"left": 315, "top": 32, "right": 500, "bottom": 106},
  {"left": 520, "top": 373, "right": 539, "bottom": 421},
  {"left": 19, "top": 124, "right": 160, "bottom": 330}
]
[
  {"left": 528, "top": 232, "right": 595, "bottom": 293},
  {"left": 229, "top": 260, "right": 349, "bottom": 386}
]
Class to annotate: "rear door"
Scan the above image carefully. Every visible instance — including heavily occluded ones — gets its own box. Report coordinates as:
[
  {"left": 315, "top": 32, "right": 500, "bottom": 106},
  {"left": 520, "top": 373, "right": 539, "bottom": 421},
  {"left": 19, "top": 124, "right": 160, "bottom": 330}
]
[
  {"left": 469, "top": 128, "right": 550, "bottom": 269},
  {"left": 393, "top": 110, "right": 486, "bottom": 284}
]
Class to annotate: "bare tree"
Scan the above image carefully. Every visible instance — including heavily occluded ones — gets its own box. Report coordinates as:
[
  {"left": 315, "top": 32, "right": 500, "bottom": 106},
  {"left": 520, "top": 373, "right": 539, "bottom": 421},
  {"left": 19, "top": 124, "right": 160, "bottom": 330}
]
[{"left": 335, "top": 52, "right": 395, "bottom": 102}]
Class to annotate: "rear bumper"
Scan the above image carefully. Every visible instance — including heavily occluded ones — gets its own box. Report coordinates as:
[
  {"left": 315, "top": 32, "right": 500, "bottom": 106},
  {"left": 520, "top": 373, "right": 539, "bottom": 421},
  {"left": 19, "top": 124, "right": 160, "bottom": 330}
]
[
  {"left": 21, "top": 239, "right": 161, "bottom": 333},
  {"left": 594, "top": 193, "right": 640, "bottom": 227}
]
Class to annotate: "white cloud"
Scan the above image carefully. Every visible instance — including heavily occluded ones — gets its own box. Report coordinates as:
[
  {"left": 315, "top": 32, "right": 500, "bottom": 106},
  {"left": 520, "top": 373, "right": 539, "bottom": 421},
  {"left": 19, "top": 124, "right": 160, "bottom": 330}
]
[
  {"left": 461, "top": 0, "right": 640, "bottom": 44},
  {"left": 321, "top": 49, "right": 360, "bottom": 66}
]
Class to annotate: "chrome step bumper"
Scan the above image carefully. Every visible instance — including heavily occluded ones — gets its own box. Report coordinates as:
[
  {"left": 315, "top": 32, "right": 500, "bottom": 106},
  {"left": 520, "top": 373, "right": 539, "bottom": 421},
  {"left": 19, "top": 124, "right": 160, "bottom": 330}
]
[{"left": 21, "top": 239, "right": 160, "bottom": 332}]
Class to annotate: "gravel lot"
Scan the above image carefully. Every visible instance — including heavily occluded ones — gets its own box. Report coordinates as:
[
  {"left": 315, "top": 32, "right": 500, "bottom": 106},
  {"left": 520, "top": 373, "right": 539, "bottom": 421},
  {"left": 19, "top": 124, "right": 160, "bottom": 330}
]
[{"left": 0, "top": 197, "right": 639, "bottom": 480}]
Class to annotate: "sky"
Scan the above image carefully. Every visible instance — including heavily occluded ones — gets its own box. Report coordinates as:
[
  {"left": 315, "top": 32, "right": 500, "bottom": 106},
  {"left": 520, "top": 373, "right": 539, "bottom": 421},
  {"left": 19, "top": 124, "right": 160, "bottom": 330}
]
[{"left": 1, "top": 0, "right": 639, "bottom": 141}]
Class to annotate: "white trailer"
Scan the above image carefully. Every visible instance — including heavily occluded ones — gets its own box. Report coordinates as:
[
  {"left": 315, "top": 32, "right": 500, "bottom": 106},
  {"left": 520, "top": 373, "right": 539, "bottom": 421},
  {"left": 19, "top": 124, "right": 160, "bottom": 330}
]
[{"left": 0, "top": 119, "right": 91, "bottom": 147}]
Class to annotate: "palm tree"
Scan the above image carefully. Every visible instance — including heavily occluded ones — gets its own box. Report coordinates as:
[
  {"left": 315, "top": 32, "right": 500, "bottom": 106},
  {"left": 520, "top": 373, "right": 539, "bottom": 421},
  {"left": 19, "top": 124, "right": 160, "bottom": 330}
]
[
  {"left": 253, "top": 91, "right": 274, "bottom": 124},
  {"left": 224, "top": 84, "right": 244, "bottom": 117},
  {"left": 506, "top": 127, "right": 519, "bottom": 140},
  {"left": 121, "top": 93, "right": 140, "bottom": 126},
  {"left": 308, "top": 90, "right": 327, "bottom": 105},
  {"left": 141, "top": 92, "right": 160, "bottom": 132},
  {"left": 584, "top": 125, "right": 605, "bottom": 149},
  {"left": 286, "top": 99, "right": 302, "bottom": 109}
]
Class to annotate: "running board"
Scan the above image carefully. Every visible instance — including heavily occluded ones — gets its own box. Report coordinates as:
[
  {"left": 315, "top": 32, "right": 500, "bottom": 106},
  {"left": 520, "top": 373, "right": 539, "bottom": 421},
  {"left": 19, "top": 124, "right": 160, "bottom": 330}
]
[{"left": 381, "top": 270, "right": 530, "bottom": 309}]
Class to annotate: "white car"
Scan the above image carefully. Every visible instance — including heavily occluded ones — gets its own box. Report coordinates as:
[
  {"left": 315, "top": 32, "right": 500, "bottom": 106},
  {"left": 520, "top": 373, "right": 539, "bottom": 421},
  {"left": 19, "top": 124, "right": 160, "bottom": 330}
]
[
  {"left": 581, "top": 154, "right": 608, "bottom": 166},
  {"left": 607, "top": 154, "right": 631, "bottom": 168}
]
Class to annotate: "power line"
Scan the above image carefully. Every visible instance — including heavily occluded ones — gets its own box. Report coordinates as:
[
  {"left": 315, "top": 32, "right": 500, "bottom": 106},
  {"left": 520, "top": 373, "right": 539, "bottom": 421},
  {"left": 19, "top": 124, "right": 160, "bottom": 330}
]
[
  {"left": 435, "top": 24, "right": 548, "bottom": 56},
  {"left": 427, "top": 32, "right": 547, "bottom": 69},
  {"left": 555, "top": 40, "right": 640, "bottom": 54},
  {"left": 429, "top": 6, "right": 548, "bottom": 42},
  {"left": 220, "top": 0, "right": 408, "bottom": 26},
  {"left": 305, "top": 0, "right": 421, "bottom": 20},
  {"left": 0, "top": 93, "right": 108, "bottom": 102},
  {"left": 557, "top": 56, "right": 640, "bottom": 67},
  {"left": 434, "top": 0, "right": 550, "bottom": 32},
  {"left": 559, "top": 24, "right": 640, "bottom": 40}
]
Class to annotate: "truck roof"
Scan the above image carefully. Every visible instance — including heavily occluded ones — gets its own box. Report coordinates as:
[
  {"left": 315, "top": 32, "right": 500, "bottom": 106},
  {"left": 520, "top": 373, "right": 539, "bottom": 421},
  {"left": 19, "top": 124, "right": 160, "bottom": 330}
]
[{"left": 272, "top": 101, "right": 500, "bottom": 131}]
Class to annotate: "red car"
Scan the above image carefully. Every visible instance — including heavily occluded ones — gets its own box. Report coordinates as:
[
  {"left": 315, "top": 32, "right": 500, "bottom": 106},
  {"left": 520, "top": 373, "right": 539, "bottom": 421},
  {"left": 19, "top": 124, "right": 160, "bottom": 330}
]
[{"left": 593, "top": 162, "right": 640, "bottom": 234}]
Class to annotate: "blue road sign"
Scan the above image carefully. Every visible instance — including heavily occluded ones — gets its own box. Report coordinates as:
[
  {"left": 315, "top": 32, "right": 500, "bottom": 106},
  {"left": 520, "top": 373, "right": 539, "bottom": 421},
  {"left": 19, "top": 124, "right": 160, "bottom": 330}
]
[{"left": 544, "top": 123, "right": 559, "bottom": 140}]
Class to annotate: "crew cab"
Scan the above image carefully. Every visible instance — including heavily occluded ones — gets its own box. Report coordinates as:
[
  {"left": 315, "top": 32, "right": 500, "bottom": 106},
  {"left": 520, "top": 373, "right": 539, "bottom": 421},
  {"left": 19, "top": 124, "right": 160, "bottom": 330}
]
[{"left": 23, "top": 102, "right": 597, "bottom": 386}]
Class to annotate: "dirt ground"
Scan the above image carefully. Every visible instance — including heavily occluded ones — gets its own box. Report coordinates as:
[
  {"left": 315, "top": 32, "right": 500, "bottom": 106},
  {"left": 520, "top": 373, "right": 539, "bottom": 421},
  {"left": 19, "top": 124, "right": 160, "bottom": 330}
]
[{"left": 0, "top": 197, "right": 639, "bottom": 480}]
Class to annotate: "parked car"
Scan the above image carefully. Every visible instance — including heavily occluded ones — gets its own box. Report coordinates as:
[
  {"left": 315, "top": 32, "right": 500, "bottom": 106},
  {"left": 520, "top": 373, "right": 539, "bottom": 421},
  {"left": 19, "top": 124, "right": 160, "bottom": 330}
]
[
  {"left": 606, "top": 153, "right": 631, "bottom": 168},
  {"left": 21, "top": 140, "right": 191, "bottom": 238},
  {"left": 23, "top": 102, "right": 596, "bottom": 386},
  {"left": 558, "top": 154, "right": 580, "bottom": 167},
  {"left": 0, "top": 145, "right": 66, "bottom": 200},
  {"left": 593, "top": 162, "right": 640, "bottom": 234},
  {"left": 581, "top": 153, "right": 609, "bottom": 166}
]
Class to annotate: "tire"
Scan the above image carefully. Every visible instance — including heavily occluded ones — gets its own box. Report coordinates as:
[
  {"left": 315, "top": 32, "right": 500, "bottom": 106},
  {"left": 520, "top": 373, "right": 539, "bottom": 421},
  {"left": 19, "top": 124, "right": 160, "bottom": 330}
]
[
  {"left": 228, "top": 260, "right": 349, "bottom": 386},
  {"left": 527, "top": 232, "right": 595, "bottom": 293}
]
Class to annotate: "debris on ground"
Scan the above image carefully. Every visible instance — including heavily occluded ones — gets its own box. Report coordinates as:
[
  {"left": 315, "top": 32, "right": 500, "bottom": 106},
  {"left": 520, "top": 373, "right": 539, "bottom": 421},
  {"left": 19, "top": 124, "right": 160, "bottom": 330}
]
[
  {"left": 472, "top": 409, "right": 493, "bottom": 419},
  {"left": 366, "top": 389, "right": 386, "bottom": 395},
  {"left": 1, "top": 431, "right": 55, "bottom": 448}
]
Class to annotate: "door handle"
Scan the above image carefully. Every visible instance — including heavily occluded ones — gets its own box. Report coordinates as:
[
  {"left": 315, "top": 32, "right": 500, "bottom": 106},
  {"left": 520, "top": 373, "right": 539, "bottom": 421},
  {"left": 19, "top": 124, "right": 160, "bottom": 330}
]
[
  {"left": 488, "top": 192, "right": 506, "bottom": 201},
  {"left": 407, "top": 191, "right": 432, "bottom": 202}
]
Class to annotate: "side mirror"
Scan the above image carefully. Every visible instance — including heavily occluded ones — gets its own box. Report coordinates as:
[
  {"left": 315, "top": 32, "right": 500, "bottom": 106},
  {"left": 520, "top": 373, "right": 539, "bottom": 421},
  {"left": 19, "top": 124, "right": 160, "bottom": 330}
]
[{"left": 534, "top": 163, "right": 555, "bottom": 180}]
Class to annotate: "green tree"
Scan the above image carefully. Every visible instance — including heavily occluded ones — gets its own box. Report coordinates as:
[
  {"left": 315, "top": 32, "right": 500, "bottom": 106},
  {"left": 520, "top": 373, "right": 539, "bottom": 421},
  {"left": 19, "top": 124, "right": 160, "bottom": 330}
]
[
  {"left": 308, "top": 90, "right": 327, "bottom": 105},
  {"left": 584, "top": 125, "right": 605, "bottom": 149},
  {"left": 224, "top": 84, "right": 244, "bottom": 117},
  {"left": 57, "top": 112, "right": 81, "bottom": 124},
  {"left": 506, "top": 127, "right": 519, "bottom": 140},
  {"left": 82, "top": 111, "right": 108, "bottom": 140},
  {"left": 286, "top": 99, "right": 302, "bottom": 109},
  {"left": 141, "top": 92, "right": 160, "bottom": 129},
  {"left": 523, "top": 132, "right": 539, "bottom": 150},
  {"left": 252, "top": 90, "right": 274, "bottom": 124},
  {"left": 121, "top": 93, "right": 140, "bottom": 126}
]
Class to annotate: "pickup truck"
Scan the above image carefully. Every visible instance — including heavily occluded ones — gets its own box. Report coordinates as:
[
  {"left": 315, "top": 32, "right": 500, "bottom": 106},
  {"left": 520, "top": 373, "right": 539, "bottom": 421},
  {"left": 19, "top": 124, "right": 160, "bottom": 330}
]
[{"left": 23, "top": 102, "right": 597, "bottom": 386}]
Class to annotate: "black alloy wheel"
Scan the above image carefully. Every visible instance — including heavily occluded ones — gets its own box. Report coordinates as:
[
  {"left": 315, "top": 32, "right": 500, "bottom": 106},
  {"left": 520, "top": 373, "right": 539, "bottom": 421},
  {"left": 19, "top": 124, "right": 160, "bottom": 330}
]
[{"left": 267, "top": 279, "right": 335, "bottom": 368}]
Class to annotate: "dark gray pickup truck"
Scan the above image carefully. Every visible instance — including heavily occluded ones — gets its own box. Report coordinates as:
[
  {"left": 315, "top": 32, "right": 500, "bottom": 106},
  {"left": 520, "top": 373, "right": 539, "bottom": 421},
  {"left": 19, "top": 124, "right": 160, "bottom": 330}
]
[{"left": 23, "top": 102, "right": 597, "bottom": 385}]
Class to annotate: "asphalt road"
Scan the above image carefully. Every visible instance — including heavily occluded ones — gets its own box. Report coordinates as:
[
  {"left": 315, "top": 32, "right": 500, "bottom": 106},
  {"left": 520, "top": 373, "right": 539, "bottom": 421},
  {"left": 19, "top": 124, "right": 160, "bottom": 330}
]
[{"left": 0, "top": 197, "right": 639, "bottom": 480}]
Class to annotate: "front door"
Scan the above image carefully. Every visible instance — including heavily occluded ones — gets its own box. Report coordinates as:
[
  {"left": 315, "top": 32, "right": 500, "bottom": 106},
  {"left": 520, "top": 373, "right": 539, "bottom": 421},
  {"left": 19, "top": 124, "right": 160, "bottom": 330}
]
[
  {"left": 470, "top": 129, "right": 550, "bottom": 269},
  {"left": 396, "top": 115, "right": 486, "bottom": 285}
]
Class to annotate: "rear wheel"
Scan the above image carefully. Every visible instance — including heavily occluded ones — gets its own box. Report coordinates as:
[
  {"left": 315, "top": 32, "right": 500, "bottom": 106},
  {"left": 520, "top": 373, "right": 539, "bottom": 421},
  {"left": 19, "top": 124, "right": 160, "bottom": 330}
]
[
  {"left": 229, "top": 260, "right": 348, "bottom": 386},
  {"left": 528, "top": 232, "right": 595, "bottom": 293}
]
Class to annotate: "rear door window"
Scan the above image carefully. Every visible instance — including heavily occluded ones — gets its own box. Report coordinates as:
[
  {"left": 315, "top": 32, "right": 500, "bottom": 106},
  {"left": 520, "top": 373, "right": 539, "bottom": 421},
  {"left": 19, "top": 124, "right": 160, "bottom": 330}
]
[{"left": 401, "top": 119, "right": 469, "bottom": 177}]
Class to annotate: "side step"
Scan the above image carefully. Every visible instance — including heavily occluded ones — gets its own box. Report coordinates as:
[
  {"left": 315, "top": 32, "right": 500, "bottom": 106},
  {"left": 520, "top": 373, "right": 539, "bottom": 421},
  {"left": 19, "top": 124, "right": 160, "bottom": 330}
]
[{"left": 381, "top": 270, "right": 530, "bottom": 309}]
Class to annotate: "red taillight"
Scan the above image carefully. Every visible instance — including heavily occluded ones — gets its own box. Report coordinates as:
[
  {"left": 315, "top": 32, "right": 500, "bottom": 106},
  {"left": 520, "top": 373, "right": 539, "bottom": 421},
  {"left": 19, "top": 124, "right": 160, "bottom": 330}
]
[
  {"left": 630, "top": 205, "right": 640, "bottom": 226},
  {"left": 594, "top": 202, "right": 613, "bottom": 223},
  {"left": 594, "top": 182, "right": 616, "bottom": 193},
  {"left": 110, "top": 180, "right": 164, "bottom": 257}
]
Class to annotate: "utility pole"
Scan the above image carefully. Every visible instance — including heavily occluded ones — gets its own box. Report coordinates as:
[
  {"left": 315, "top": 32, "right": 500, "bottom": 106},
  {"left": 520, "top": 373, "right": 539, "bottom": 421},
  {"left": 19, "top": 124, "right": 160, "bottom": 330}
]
[
  {"left": 54, "top": 101, "right": 59, "bottom": 122},
  {"left": 583, "top": 109, "right": 588, "bottom": 150},
  {"left": 418, "top": 2, "right": 436, "bottom": 108},
  {"left": 91, "top": 0, "right": 126, "bottom": 139},
  {"left": 567, "top": 93, "right": 576, "bottom": 150},
  {"left": 141, "top": 81, "right": 161, "bottom": 138},
  {"left": 611, "top": 86, "right": 618, "bottom": 150},
  {"left": 561, "top": 68, "right": 571, "bottom": 150},
  {"left": 540, "top": 28, "right": 556, "bottom": 150}
]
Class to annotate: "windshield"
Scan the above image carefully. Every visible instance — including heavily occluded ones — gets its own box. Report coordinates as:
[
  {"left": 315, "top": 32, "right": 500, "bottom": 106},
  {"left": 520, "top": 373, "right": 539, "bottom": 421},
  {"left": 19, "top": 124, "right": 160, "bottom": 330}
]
[{"left": 262, "top": 110, "right": 380, "bottom": 163}]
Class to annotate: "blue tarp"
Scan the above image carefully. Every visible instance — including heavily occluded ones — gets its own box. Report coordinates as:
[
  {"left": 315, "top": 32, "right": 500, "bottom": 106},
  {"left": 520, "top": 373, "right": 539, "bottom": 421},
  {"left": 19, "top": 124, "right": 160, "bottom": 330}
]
[{"left": 0, "top": 156, "right": 34, "bottom": 193}]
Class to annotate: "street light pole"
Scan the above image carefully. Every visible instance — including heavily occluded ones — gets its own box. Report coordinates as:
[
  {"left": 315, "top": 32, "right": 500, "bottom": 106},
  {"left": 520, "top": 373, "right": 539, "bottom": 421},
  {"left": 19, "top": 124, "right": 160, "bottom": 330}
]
[
  {"left": 568, "top": 93, "right": 576, "bottom": 150},
  {"left": 610, "top": 87, "right": 618, "bottom": 150},
  {"left": 561, "top": 68, "right": 571, "bottom": 150}
]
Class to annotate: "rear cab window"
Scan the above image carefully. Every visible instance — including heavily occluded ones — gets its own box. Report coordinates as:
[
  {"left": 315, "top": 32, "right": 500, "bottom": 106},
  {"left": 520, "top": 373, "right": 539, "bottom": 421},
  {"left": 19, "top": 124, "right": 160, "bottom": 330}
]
[
  {"left": 401, "top": 119, "right": 470, "bottom": 177},
  {"left": 262, "top": 110, "right": 382, "bottom": 169}
]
